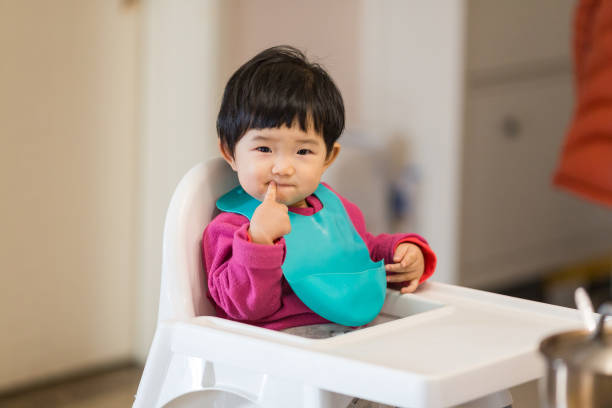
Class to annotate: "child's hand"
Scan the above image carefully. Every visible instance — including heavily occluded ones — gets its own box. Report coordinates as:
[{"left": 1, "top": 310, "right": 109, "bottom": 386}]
[
  {"left": 385, "top": 243, "right": 425, "bottom": 294},
  {"left": 248, "top": 182, "right": 292, "bottom": 245}
]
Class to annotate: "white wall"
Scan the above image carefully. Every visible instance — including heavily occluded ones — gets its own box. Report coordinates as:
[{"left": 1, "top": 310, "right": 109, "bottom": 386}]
[
  {"left": 219, "top": 0, "right": 362, "bottom": 126},
  {"left": 0, "top": 1, "right": 139, "bottom": 390},
  {"left": 135, "top": 0, "right": 223, "bottom": 361},
  {"left": 360, "top": 0, "right": 465, "bottom": 283}
]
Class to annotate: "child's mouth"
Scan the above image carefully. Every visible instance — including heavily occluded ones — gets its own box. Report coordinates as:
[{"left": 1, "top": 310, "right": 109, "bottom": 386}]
[{"left": 269, "top": 182, "right": 294, "bottom": 188}]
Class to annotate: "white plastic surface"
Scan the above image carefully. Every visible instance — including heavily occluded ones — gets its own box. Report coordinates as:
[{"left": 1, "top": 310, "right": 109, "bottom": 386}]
[
  {"left": 134, "top": 159, "right": 583, "bottom": 408},
  {"left": 159, "top": 284, "right": 580, "bottom": 408},
  {"left": 157, "top": 158, "right": 238, "bottom": 322}
]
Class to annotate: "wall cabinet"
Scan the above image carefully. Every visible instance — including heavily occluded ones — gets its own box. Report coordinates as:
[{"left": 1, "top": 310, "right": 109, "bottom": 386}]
[
  {"left": 461, "top": 74, "right": 612, "bottom": 288},
  {"left": 461, "top": 0, "right": 612, "bottom": 288},
  {"left": 361, "top": 0, "right": 612, "bottom": 289},
  {"left": 467, "top": 0, "right": 573, "bottom": 73}
]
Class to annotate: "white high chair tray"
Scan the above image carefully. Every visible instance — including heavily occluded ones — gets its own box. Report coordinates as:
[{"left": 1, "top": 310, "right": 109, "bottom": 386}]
[{"left": 171, "top": 281, "right": 582, "bottom": 408}]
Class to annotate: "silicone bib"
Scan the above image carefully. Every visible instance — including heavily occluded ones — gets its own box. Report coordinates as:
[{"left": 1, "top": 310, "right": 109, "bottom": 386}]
[{"left": 216, "top": 184, "right": 386, "bottom": 326}]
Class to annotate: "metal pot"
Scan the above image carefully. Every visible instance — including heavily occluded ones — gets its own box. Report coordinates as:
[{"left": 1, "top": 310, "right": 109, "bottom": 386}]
[{"left": 539, "top": 305, "right": 612, "bottom": 408}]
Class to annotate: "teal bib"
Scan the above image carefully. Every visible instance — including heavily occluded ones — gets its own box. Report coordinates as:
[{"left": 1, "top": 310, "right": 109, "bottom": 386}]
[{"left": 216, "top": 184, "right": 386, "bottom": 326}]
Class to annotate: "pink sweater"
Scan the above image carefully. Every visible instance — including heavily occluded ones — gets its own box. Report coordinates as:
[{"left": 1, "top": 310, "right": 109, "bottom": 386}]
[{"left": 201, "top": 183, "right": 437, "bottom": 330}]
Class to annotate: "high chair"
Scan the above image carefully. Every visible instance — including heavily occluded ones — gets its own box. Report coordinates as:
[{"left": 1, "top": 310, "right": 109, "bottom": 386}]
[{"left": 134, "top": 158, "right": 584, "bottom": 408}]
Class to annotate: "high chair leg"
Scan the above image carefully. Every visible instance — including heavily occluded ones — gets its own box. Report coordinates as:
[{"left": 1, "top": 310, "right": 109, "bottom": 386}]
[
  {"left": 302, "top": 384, "right": 354, "bottom": 408},
  {"left": 133, "top": 324, "right": 174, "bottom": 407},
  {"left": 451, "top": 389, "right": 512, "bottom": 408}
]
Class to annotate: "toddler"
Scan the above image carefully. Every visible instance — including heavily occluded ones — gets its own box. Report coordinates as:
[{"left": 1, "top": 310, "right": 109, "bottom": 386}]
[{"left": 202, "top": 45, "right": 436, "bottom": 334}]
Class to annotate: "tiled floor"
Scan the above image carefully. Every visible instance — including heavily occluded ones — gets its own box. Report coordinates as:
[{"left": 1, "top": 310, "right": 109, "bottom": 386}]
[{"left": 0, "top": 365, "right": 142, "bottom": 408}]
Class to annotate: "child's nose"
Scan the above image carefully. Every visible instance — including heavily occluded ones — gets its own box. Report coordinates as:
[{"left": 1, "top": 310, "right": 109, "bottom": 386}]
[{"left": 272, "top": 157, "right": 295, "bottom": 176}]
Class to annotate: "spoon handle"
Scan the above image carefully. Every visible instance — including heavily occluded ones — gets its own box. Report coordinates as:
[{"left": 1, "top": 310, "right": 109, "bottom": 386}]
[{"left": 574, "top": 287, "right": 596, "bottom": 332}]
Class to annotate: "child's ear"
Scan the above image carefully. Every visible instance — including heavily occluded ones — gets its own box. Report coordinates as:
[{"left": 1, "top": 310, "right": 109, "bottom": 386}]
[
  {"left": 323, "top": 142, "right": 341, "bottom": 170},
  {"left": 218, "top": 140, "right": 237, "bottom": 171}
]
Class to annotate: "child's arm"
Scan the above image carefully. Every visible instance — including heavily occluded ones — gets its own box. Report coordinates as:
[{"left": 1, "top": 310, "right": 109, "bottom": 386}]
[{"left": 202, "top": 212, "right": 287, "bottom": 321}]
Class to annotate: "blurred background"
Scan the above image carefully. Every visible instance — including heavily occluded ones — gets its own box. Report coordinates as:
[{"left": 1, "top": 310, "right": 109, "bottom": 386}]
[{"left": 1, "top": 0, "right": 611, "bottom": 407}]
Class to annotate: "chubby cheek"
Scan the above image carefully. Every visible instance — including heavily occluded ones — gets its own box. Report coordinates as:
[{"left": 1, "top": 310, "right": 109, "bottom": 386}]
[
  {"left": 254, "top": 170, "right": 270, "bottom": 198},
  {"left": 304, "top": 173, "right": 323, "bottom": 191},
  {"left": 244, "top": 179, "right": 267, "bottom": 201}
]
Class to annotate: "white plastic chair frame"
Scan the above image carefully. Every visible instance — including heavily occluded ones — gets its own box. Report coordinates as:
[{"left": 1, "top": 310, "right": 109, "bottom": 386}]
[
  {"left": 135, "top": 159, "right": 357, "bottom": 407},
  {"left": 134, "top": 158, "right": 513, "bottom": 408}
]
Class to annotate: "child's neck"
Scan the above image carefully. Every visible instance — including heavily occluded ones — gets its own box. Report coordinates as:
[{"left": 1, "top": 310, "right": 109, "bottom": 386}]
[{"left": 289, "top": 200, "right": 309, "bottom": 209}]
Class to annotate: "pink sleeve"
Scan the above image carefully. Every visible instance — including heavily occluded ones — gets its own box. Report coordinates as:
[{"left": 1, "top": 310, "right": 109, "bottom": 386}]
[
  {"left": 323, "top": 183, "right": 437, "bottom": 284},
  {"left": 202, "top": 212, "right": 288, "bottom": 321}
]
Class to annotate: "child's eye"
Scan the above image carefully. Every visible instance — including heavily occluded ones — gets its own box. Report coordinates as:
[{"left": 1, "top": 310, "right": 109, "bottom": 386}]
[
  {"left": 297, "top": 149, "right": 313, "bottom": 155},
  {"left": 255, "top": 146, "right": 271, "bottom": 153}
]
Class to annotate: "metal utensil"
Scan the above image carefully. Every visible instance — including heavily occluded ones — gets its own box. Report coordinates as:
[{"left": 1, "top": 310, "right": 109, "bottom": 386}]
[{"left": 539, "top": 302, "right": 612, "bottom": 407}]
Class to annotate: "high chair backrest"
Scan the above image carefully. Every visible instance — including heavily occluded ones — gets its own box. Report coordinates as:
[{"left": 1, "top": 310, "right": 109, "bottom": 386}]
[{"left": 158, "top": 157, "right": 238, "bottom": 322}]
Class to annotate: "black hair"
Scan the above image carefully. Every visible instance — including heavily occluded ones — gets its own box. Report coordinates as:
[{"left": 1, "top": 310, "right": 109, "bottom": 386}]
[{"left": 216, "top": 45, "right": 345, "bottom": 157}]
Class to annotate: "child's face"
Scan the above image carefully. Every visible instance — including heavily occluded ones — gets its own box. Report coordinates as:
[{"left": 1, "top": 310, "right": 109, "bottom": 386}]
[{"left": 220, "top": 123, "right": 340, "bottom": 208}]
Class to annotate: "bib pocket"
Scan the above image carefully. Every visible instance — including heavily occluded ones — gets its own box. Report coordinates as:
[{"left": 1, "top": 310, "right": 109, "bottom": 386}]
[{"left": 287, "top": 262, "right": 387, "bottom": 327}]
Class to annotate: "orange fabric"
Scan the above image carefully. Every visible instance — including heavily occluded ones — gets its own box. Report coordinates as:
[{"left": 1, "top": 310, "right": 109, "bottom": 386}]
[{"left": 554, "top": 0, "right": 612, "bottom": 207}]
